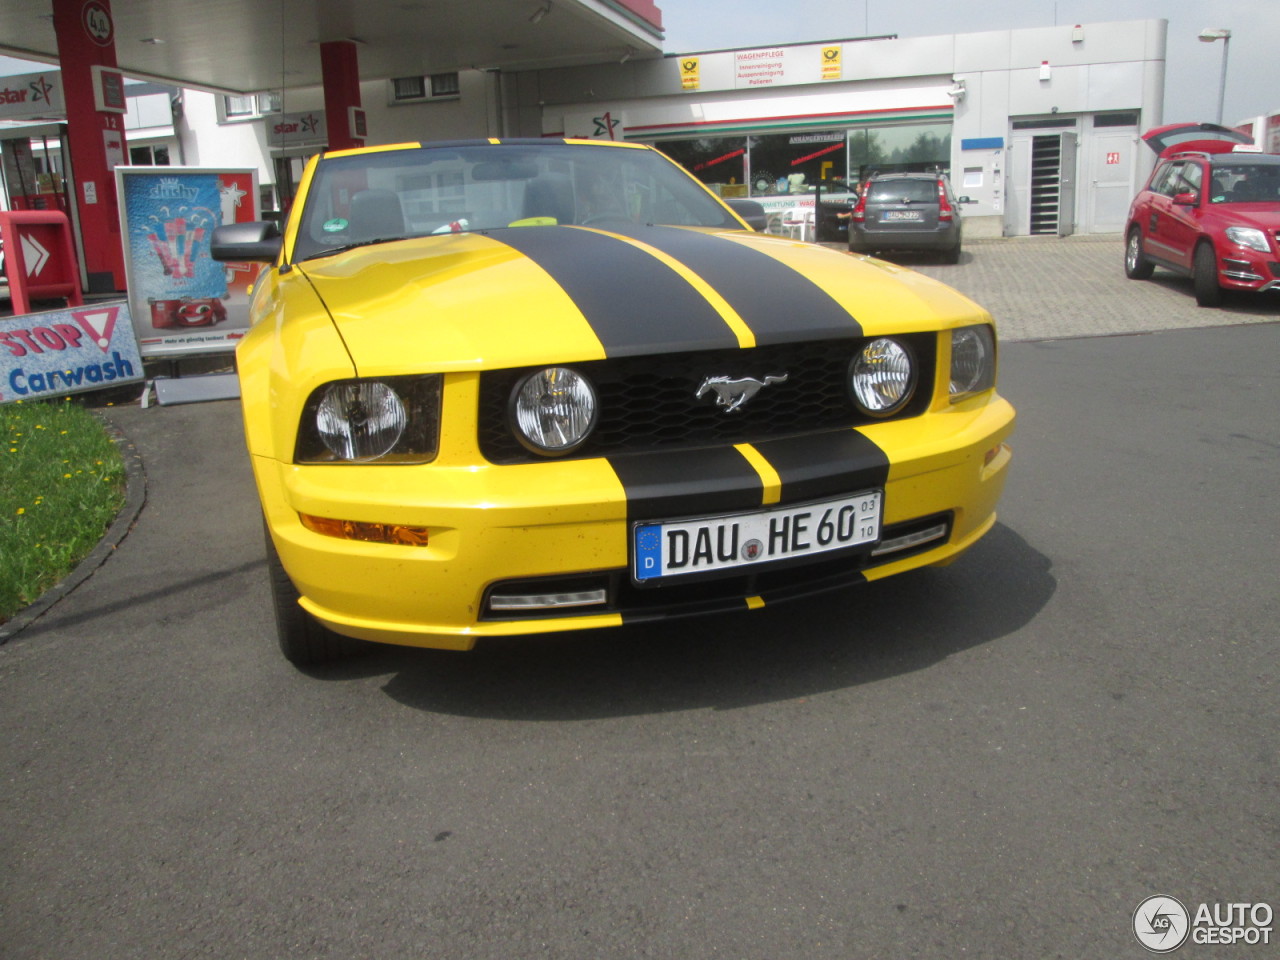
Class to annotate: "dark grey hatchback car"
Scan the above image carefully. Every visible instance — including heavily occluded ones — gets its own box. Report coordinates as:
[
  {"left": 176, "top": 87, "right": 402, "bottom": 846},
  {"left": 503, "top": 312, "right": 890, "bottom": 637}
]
[{"left": 849, "top": 173, "right": 964, "bottom": 263}]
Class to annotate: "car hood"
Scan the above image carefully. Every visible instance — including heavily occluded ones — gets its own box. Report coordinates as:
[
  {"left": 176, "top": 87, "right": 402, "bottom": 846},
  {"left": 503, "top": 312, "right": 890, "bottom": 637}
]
[
  {"left": 297, "top": 224, "right": 987, "bottom": 375},
  {"left": 1215, "top": 206, "right": 1280, "bottom": 230}
]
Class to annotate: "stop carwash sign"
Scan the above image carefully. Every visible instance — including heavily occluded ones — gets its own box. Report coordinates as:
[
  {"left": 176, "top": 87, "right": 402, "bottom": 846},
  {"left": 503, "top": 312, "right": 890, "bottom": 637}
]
[{"left": 1, "top": 301, "right": 143, "bottom": 403}]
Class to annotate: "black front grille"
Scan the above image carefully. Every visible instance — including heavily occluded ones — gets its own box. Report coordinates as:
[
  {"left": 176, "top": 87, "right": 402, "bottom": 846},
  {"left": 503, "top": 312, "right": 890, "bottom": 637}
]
[{"left": 478, "top": 335, "right": 936, "bottom": 464}]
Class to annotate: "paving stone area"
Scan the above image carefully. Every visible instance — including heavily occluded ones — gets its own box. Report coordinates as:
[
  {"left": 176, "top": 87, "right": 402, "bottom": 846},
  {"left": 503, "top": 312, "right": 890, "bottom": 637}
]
[{"left": 840, "top": 234, "right": 1280, "bottom": 342}]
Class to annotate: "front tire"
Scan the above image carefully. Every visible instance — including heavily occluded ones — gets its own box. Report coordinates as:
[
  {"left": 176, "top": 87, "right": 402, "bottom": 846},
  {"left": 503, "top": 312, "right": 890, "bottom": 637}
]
[
  {"left": 1124, "top": 228, "right": 1154, "bottom": 279},
  {"left": 1193, "top": 242, "right": 1223, "bottom": 307},
  {"left": 264, "top": 524, "right": 367, "bottom": 666}
]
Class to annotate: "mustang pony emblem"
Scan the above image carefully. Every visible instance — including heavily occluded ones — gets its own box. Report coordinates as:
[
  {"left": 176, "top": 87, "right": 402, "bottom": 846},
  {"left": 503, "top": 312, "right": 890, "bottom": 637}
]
[{"left": 696, "top": 373, "right": 788, "bottom": 413}]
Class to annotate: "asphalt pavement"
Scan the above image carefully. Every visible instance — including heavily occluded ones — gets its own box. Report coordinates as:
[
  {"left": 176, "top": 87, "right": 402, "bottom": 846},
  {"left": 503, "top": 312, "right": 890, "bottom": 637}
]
[{"left": 2, "top": 236, "right": 1278, "bottom": 959}]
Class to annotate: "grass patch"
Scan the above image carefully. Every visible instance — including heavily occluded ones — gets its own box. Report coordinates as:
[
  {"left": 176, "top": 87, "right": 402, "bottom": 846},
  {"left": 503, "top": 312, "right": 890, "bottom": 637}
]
[{"left": 1, "top": 397, "right": 126, "bottom": 624}]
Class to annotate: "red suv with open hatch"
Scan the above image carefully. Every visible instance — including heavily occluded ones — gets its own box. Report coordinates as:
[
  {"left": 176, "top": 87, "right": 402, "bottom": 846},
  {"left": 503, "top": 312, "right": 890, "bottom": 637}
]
[{"left": 1124, "top": 122, "right": 1280, "bottom": 306}]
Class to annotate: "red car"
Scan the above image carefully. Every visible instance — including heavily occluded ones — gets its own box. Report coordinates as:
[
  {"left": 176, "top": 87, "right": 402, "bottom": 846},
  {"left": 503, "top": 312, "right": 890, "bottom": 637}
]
[{"left": 1124, "top": 123, "right": 1280, "bottom": 306}]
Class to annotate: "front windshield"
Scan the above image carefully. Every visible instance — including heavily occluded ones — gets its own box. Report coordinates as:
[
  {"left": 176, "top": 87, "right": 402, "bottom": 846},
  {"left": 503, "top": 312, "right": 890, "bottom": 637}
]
[
  {"left": 1208, "top": 162, "right": 1280, "bottom": 204},
  {"left": 293, "top": 142, "right": 741, "bottom": 261}
]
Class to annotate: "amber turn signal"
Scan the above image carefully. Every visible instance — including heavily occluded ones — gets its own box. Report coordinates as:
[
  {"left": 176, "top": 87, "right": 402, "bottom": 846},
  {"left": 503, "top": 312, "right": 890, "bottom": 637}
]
[{"left": 299, "top": 513, "right": 430, "bottom": 547}]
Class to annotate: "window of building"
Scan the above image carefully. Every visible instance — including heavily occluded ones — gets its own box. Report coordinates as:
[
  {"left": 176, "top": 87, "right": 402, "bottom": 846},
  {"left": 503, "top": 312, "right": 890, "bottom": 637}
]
[
  {"left": 220, "top": 92, "right": 283, "bottom": 122},
  {"left": 1011, "top": 117, "right": 1078, "bottom": 130},
  {"left": 1094, "top": 112, "right": 1139, "bottom": 127},
  {"left": 389, "top": 72, "right": 461, "bottom": 104},
  {"left": 128, "top": 145, "right": 171, "bottom": 166}
]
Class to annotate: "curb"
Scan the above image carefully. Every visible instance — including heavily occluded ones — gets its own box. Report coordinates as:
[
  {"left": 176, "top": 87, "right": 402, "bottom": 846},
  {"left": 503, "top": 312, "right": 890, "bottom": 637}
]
[{"left": 0, "top": 410, "right": 148, "bottom": 645}]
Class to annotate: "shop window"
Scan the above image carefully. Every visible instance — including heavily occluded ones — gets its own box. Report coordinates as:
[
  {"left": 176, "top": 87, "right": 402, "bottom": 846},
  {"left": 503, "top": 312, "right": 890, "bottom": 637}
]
[
  {"left": 654, "top": 137, "right": 748, "bottom": 195},
  {"left": 651, "top": 121, "right": 951, "bottom": 199},
  {"left": 847, "top": 124, "right": 952, "bottom": 182},
  {"left": 747, "top": 132, "right": 848, "bottom": 196}
]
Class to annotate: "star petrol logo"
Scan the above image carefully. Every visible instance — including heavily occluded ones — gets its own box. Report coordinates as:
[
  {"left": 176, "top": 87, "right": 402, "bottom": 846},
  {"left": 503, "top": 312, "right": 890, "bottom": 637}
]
[{"left": 29, "top": 75, "right": 54, "bottom": 104}]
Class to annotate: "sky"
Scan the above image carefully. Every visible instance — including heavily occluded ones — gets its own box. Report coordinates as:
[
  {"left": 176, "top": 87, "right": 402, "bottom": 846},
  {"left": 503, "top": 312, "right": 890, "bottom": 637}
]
[{"left": 659, "top": 0, "right": 1279, "bottom": 127}]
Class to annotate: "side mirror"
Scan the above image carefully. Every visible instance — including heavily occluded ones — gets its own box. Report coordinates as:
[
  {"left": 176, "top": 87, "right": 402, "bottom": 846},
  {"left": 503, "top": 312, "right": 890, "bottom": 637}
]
[
  {"left": 211, "top": 220, "right": 283, "bottom": 262},
  {"left": 957, "top": 196, "right": 973, "bottom": 204},
  {"left": 724, "top": 198, "right": 768, "bottom": 232},
  {"left": 1172, "top": 191, "right": 1199, "bottom": 207}
]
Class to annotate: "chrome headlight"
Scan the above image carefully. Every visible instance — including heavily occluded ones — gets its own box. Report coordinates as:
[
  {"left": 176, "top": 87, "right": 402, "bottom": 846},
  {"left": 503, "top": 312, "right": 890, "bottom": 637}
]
[
  {"left": 511, "top": 366, "right": 598, "bottom": 455},
  {"left": 1225, "top": 226, "right": 1270, "bottom": 253},
  {"left": 849, "top": 337, "right": 916, "bottom": 416},
  {"left": 949, "top": 325, "right": 996, "bottom": 402},
  {"left": 296, "top": 375, "right": 441, "bottom": 463}
]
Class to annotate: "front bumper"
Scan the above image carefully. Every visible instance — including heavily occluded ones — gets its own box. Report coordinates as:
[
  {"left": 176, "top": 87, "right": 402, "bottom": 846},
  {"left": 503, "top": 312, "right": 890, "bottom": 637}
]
[
  {"left": 850, "top": 226, "right": 960, "bottom": 254},
  {"left": 257, "top": 394, "right": 1014, "bottom": 651},
  {"left": 1218, "top": 254, "right": 1280, "bottom": 293}
]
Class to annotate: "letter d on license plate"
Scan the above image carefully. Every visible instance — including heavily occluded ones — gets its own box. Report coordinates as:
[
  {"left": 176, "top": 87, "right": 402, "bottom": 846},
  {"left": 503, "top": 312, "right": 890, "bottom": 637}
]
[{"left": 633, "top": 491, "right": 882, "bottom": 582}]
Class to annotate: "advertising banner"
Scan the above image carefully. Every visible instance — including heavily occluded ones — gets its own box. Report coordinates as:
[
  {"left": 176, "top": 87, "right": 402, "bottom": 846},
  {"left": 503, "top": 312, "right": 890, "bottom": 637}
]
[
  {"left": 116, "top": 167, "right": 259, "bottom": 357},
  {"left": 1, "top": 301, "right": 143, "bottom": 404},
  {"left": 0, "top": 70, "right": 64, "bottom": 121}
]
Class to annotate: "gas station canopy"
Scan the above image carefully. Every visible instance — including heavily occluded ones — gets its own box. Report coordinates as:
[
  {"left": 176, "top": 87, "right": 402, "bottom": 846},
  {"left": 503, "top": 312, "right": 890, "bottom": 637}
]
[{"left": 0, "top": 0, "right": 664, "bottom": 94}]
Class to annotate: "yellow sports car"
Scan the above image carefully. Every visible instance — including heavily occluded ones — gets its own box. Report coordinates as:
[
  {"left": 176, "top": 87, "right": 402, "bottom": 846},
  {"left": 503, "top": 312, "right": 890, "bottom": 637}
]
[{"left": 212, "top": 139, "right": 1014, "bottom": 665}]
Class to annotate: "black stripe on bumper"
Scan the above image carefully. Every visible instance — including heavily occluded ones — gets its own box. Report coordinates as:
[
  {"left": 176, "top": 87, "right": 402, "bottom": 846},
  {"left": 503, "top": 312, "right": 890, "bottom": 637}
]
[
  {"left": 752, "top": 430, "right": 891, "bottom": 504},
  {"left": 607, "top": 446, "right": 763, "bottom": 523}
]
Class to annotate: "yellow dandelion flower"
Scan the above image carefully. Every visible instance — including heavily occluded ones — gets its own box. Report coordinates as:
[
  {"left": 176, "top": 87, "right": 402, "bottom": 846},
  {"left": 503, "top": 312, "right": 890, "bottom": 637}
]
[
  {"left": 63, "top": 473, "right": 71, "bottom": 479},
  {"left": 15, "top": 507, "right": 24, "bottom": 515}
]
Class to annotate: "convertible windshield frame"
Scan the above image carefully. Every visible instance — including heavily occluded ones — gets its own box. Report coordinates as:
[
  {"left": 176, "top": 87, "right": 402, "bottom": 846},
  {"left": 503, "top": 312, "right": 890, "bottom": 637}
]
[{"left": 292, "top": 141, "right": 742, "bottom": 261}]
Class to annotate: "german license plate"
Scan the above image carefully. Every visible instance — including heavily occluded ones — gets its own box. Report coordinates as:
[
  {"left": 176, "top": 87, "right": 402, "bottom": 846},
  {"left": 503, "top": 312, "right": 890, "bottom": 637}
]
[
  {"left": 633, "top": 491, "right": 882, "bottom": 582},
  {"left": 883, "top": 210, "right": 923, "bottom": 221}
]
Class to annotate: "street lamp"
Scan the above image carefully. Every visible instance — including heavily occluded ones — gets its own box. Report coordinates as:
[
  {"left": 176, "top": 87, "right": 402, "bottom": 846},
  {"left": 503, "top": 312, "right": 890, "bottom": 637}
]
[{"left": 1199, "top": 27, "right": 1231, "bottom": 125}]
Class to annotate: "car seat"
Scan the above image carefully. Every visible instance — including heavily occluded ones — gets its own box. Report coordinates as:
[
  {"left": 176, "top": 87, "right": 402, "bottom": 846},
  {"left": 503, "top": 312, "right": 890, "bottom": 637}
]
[
  {"left": 348, "top": 189, "right": 405, "bottom": 241},
  {"left": 522, "top": 175, "right": 575, "bottom": 224}
]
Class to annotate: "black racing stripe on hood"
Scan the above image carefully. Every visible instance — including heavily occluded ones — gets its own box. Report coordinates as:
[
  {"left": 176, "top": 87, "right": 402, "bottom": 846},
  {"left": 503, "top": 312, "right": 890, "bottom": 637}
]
[
  {"left": 603, "top": 225, "right": 863, "bottom": 345},
  {"left": 751, "top": 430, "right": 890, "bottom": 504},
  {"left": 491, "top": 226, "right": 740, "bottom": 357},
  {"left": 607, "top": 447, "right": 763, "bottom": 523}
]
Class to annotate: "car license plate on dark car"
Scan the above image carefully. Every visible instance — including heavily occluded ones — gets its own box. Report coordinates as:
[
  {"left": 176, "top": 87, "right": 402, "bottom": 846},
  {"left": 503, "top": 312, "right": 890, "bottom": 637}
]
[
  {"left": 883, "top": 210, "right": 924, "bottom": 221},
  {"left": 633, "top": 491, "right": 882, "bottom": 582}
]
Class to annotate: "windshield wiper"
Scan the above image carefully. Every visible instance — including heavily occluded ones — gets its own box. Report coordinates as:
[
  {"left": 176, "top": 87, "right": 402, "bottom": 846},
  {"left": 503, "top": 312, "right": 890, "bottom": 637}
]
[{"left": 300, "top": 237, "right": 406, "bottom": 261}]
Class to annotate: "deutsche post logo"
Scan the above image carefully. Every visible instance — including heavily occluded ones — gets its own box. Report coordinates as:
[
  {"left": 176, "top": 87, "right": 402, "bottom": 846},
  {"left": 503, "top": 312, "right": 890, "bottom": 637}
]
[
  {"left": 821, "top": 47, "right": 841, "bottom": 80},
  {"left": 681, "top": 57, "right": 700, "bottom": 91}
]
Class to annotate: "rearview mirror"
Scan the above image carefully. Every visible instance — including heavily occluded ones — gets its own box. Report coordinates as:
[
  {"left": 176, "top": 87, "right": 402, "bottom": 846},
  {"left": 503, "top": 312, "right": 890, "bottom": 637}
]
[
  {"left": 211, "top": 221, "right": 282, "bottom": 262},
  {"left": 724, "top": 198, "right": 768, "bottom": 231},
  {"left": 1173, "top": 191, "right": 1199, "bottom": 206},
  {"left": 472, "top": 159, "right": 539, "bottom": 181}
]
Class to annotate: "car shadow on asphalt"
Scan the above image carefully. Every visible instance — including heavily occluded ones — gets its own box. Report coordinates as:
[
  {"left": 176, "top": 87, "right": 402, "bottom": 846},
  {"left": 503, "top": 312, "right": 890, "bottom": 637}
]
[
  {"left": 1143, "top": 274, "right": 1280, "bottom": 315},
  {"left": 312, "top": 522, "right": 1055, "bottom": 719}
]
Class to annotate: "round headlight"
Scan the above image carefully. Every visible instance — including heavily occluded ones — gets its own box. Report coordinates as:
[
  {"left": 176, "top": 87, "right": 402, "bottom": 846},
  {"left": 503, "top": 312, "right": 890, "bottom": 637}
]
[
  {"left": 849, "top": 337, "right": 916, "bottom": 416},
  {"left": 950, "top": 326, "right": 992, "bottom": 398},
  {"left": 511, "top": 367, "right": 598, "bottom": 454},
  {"left": 316, "top": 381, "right": 407, "bottom": 461}
]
